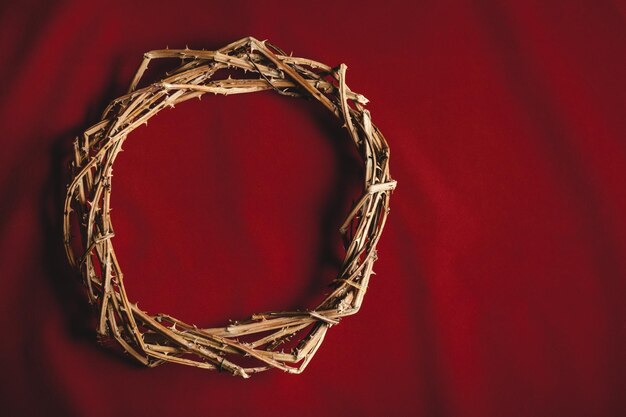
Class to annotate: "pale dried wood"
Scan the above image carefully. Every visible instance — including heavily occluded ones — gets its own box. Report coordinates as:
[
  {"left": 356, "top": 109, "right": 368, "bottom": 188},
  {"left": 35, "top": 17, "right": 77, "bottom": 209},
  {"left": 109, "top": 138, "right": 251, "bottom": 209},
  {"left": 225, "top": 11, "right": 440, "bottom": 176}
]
[{"left": 63, "top": 36, "right": 397, "bottom": 378}]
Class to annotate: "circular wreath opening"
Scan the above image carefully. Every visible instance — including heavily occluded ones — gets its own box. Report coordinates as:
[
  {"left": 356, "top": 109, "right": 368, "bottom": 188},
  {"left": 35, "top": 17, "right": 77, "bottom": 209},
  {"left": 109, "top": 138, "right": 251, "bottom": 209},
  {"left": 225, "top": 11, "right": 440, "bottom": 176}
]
[{"left": 64, "top": 36, "right": 397, "bottom": 378}]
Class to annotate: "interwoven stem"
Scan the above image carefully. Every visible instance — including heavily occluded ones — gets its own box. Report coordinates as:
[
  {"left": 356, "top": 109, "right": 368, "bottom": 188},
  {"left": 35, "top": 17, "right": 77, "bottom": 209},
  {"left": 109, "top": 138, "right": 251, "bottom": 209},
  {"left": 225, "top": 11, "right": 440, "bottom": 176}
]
[{"left": 63, "top": 36, "right": 396, "bottom": 377}]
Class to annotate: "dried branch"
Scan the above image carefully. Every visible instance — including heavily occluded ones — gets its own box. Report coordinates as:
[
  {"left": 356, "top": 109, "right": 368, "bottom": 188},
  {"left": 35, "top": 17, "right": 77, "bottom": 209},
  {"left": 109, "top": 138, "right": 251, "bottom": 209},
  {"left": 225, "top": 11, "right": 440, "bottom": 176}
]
[{"left": 63, "top": 36, "right": 397, "bottom": 378}]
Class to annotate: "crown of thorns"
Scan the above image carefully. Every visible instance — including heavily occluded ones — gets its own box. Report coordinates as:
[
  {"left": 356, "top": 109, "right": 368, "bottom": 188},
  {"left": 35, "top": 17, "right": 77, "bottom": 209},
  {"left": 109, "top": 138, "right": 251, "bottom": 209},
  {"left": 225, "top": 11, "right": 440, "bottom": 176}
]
[{"left": 63, "top": 36, "right": 397, "bottom": 377}]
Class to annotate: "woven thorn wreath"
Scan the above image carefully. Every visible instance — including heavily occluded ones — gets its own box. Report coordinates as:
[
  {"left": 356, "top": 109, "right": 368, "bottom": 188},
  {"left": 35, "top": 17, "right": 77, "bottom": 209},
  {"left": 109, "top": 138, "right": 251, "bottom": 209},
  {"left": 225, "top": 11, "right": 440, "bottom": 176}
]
[{"left": 63, "top": 36, "right": 396, "bottom": 377}]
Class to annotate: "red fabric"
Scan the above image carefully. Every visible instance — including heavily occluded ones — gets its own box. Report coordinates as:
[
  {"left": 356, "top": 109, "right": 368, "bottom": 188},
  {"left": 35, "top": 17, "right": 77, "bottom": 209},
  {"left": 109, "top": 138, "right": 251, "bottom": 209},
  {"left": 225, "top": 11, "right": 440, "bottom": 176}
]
[{"left": 1, "top": 1, "right": 625, "bottom": 416}]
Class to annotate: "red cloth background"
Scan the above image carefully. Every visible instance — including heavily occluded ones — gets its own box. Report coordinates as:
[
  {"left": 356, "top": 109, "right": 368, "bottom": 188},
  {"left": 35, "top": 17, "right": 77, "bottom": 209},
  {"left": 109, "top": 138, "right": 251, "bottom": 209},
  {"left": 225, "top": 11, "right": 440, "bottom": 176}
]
[{"left": 1, "top": 1, "right": 625, "bottom": 416}]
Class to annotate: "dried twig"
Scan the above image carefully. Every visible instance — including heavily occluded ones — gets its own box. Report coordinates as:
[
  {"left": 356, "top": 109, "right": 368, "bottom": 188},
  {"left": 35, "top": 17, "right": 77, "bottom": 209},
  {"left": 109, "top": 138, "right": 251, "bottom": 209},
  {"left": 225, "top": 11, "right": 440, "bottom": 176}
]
[{"left": 63, "top": 37, "right": 397, "bottom": 378}]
